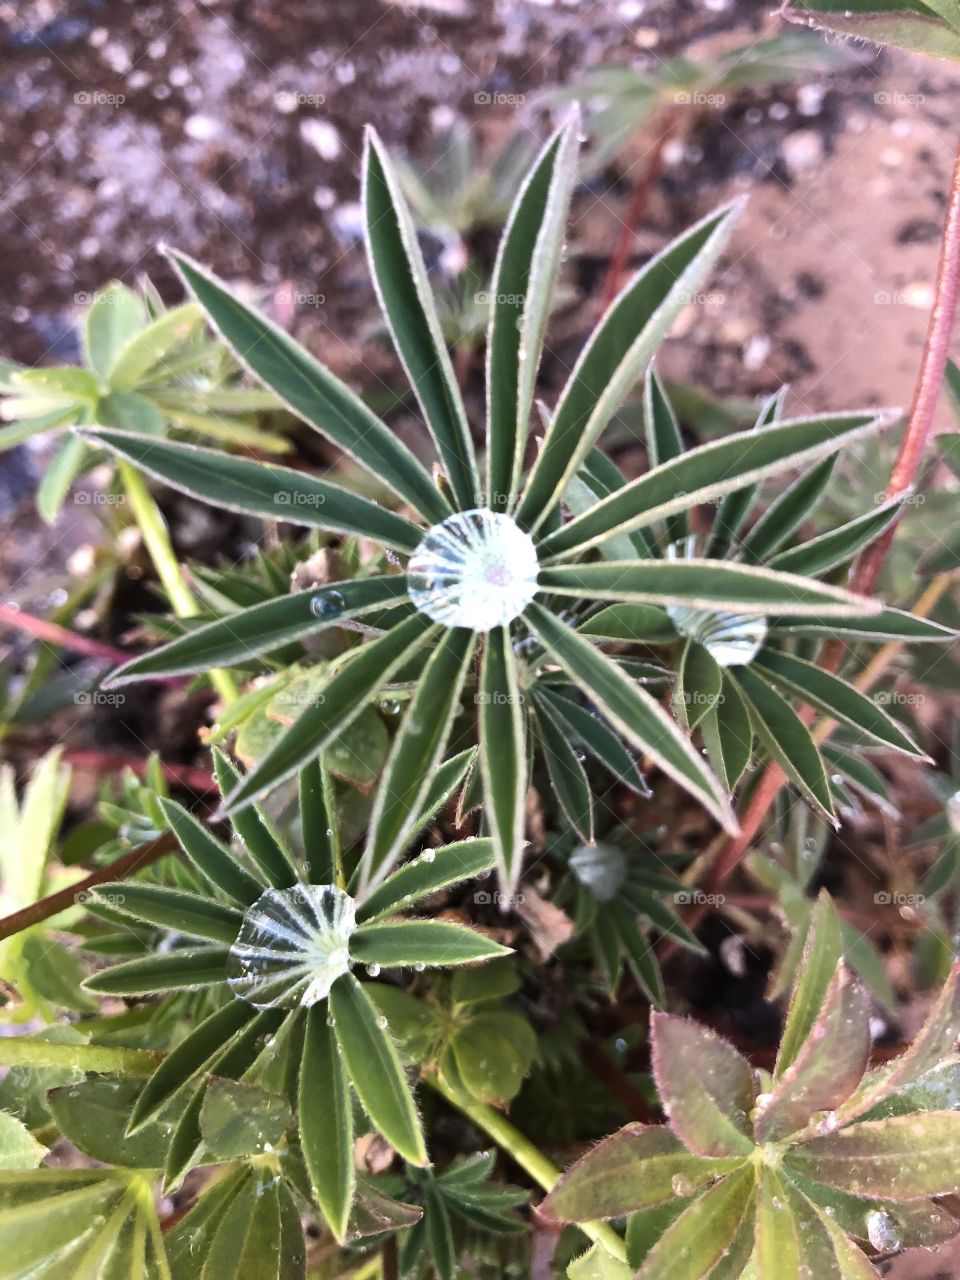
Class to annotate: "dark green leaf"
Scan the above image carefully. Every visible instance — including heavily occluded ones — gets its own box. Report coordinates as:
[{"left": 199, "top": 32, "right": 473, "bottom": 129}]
[
  {"left": 84, "top": 945, "right": 230, "bottom": 995},
  {"left": 199, "top": 1078, "right": 291, "bottom": 1159},
  {"left": 301, "top": 1005, "right": 355, "bottom": 1242},
  {"left": 160, "top": 797, "right": 264, "bottom": 906},
  {"left": 768, "top": 498, "right": 903, "bottom": 577},
  {"left": 651, "top": 1012, "right": 755, "bottom": 1157},
  {"left": 635, "top": 1164, "right": 756, "bottom": 1280},
  {"left": 739, "top": 455, "right": 835, "bottom": 563},
  {"left": 356, "top": 838, "right": 496, "bottom": 923},
  {"left": 352, "top": 920, "right": 510, "bottom": 968},
  {"left": 478, "top": 626, "right": 528, "bottom": 897},
  {"left": 88, "top": 880, "right": 243, "bottom": 943},
  {"left": 535, "top": 697, "right": 594, "bottom": 841}
]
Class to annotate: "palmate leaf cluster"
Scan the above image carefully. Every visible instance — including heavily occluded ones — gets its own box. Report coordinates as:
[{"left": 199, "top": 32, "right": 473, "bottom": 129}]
[
  {"left": 544, "top": 894, "right": 960, "bottom": 1278},
  {"left": 71, "top": 112, "right": 950, "bottom": 905},
  {"left": 0, "top": 278, "right": 281, "bottom": 523},
  {"left": 78, "top": 752, "right": 506, "bottom": 1244}
]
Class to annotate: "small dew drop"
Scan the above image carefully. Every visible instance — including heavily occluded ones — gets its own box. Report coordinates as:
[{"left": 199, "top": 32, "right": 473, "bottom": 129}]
[
  {"left": 367, "top": 963, "right": 382, "bottom": 978},
  {"left": 865, "top": 1209, "right": 902, "bottom": 1254}
]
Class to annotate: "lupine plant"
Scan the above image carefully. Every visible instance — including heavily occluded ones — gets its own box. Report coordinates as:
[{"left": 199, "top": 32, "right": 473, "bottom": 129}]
[
  {"left": 75, "top": 115, "right": 921, "bottom": 903},
  {"left": 543, "top": 895, "right": 960, "bottom": 1278}
]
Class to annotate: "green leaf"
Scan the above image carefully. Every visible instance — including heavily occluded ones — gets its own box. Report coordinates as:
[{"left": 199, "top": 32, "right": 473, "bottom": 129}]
[
  {"left": 525, "top": 604, "right": 736, "bottom": 834},
  {"left": 518, "top": 201, "right": 742, "bottom": 531},
  {"left": 479, "top": 626, "right": 529, "bottom": 897},
  {"left": 108, "top": 302, "right": 203, "bottom": 388},
  {"left": 221, "top": 612, "right": 438, "bottom": 815},
  {"left": 47, "top": 1078, "right": 168, "bottom": 1169},
  {"left": 357, "top": 838, "right": 495, "bottom": 924},
  {"left": 203, "top": 1175, "right": 283, "bottom": 1280},
  {"left": 352, "top": 920, "right": 510, "bottom": 968},
  {"left": 786, "top": 1169, "right": 960, "bottom": 1250},
  {"left": 579, "top": 603, "right": 677, "bottom": 644},
  {"left": 776, "top": 891, "right": 844, "bottom": 1078},
  {"left": 88, "top": 881, "right": 243, "bottom": 943},
  {"left": 83, "top": 429, "right": 424, "bottom": 552},
  {"left": 755, "top": 1168, "right": 800, "bottom": 1278},
  {"left": 539, "top": 559, "right": 879, "bottom": 617},
  {"left": 707, "top": 387, "right": 788, "bottom": 557},
  {"left": 643, "top": 364, "right": 688, "bottom": 544},
  {"left": 635, "top": 1164, "right": 756, "bottom": 1280},
  {"left": 165, "top": 1167, "right": 249, "bottom": 1277},
  {"left": 609, "top": 900, "right": 665, "bottom": 1005},
  {"left": 171, "top": 250, "right": 448, "bottom": 522},
  {"left": 785, "top": 0, "right": 960, "bottom": 61},
  {"left": 542, "top": 1123, "right": 746, "bottom": 1222},
  {"left": 199, "top": 1077, "right": 291, "bottom": 1159},
  {"left": 105, "top": 576, "right": 409, "bottom": 686},
  {"left": 785, "top": 1111, "right": 960, "bottom": 1197},
  {"left": 363, "top": 128, "right": 479, "bottom": 509},
  {"left": 738, "top": 455, "right": 836, "bottom": 563},
  {"left": 768, "top": 498, "right": 903, "bottom": 578},
  {"left": 212, "top": 749, "right": 297, "bottom": 888},
  {"left": 127, "top": 999, "right": 259, "bottom": 1133},
  {"left": 753, "top": 649, "right": 926, "bottom": 758},
  {"left": 486, "top": 114, "right": 580, "bottom": 511},
  {"left": 675, "top": 640, "right": 722, "bottom": 732},
  {"left": 0, "top": 1112, "right": 45, "bottom": 1170},
  {"left": 756, "top": 964, "right": 871, "bottom": 1142},
  {"left": 770, "top": 605, "right": 958, "bottom": 642},
  {"left": 538, "top": 688, "right": 649, "bottom": 795},
  {"left": 301, "top": 1006, "right": 355, "bottom": 1241},
  {"left": 568, "top": 1242, "right": 635, "bottom": 1280},
  {"left": 37, "top": 431, "right": 88, "bottom": 523},
  {"left": 160, "top": 797, "right": 264, "bottom": 906},
  {"left": 84, "top": 945, "right": 230, "bottom": 995},
  {"left": 361, "top": 628, "right": 475, "bottom": 892},
  {"left": 538, "top": 411, "right": 893, "bottom": 559},
  {"left": 330, "top": 973, "right": 426, "bottom": 1164},
  {"left": 448, "top": 1010, "right": 536, "bottom": 1104},
  {"left": 535, "top": 697, "right": 594, "bottom": 841},
  {"left": 731, "top": 665, "right": 836, "bottom": 824},
  {"left": 451, "top": 957, "right": 520, "bottom": 1006},
  {"left": 84, "top": 283, "right": 145, "bottom": 380},
  {"left": 650, "top": 1013, "right": 755, "bottom": 1157},
  {"left": 701, "top": 674, "right": 753, "bottom": 790}
]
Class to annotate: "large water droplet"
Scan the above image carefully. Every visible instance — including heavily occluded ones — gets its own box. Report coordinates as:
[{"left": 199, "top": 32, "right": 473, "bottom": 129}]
[
  {"left": 664, "top": 537, "right": 767, "bottom": 667},
  {"left": 227, "top": 884, "right": 356, "bottom": 1009},
  {"left": 310, "top": 589, "right": 345, "bottom": 620},
  {"left": 947, "top": 789, "right": 960, "bottom": 835},
  {"left": 865, "top": 1209, "right": 902, "bottom": 1254},
  {"left": 569, "top": 842, "right": 627, "bottom": 902},
  {"left": 407, "top": 509, "right": 539, "bottom": 631}
]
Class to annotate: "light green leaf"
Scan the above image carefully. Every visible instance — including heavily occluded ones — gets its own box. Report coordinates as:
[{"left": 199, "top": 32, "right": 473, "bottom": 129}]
[
  {"left": 635, "top": 1165, "right": 756, "bottom": 1280},
  {"left": 352, "top": 920, "right": 510, "bottom": 968},
  {"left": 200, "top": 1078, "right": 291, "bottom": 1159},
  {"left": 301, "top": 1006, "right": 355, "bottom": 1241},
  {"left": 84, "top": 284, "right": 145, "bottom": 381},
  {"left": 776, "top": 891, "right": 844, "bottom": 1078},
  {"left": 356, "top": 838, "right": 496, "bottom": 923},
  {"left": 108, "top": 302, "right": 203, "bottom": 388},
  {"left": 0, "top": 1112, "right": 45, "bottom": 1170},
  {"left": 37, "top": 431, "right": 88, "bottom": 523},
  {"left": 88, "top": 881, "right": 243, "bottom": 943}
]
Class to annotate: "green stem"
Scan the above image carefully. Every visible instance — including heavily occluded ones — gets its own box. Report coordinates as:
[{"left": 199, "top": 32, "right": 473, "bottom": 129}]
[
  {"left": 0, "top": 1037, "right": 161, "bottom": 1076},
  {"left": 425, "top": 1075, "right": 628, "bottom": 1264},
  {"left": 118, "top": 459, "right": 238, "bottom": 706}
]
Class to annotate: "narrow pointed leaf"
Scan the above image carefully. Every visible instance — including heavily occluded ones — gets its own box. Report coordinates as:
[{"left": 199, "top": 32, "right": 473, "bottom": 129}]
[
  {"left": 404, "top": 747, "right": 477, "bottom": 845},
  {"left": 104, "top": 576, "right": 409, "bottom": 686},
  {"left": 525, "top": 604, "right": 737, "bottom": 834},
  {"left": 611, "top": 902, "right": 665, "bottom": 1006},
  {"left": 538, "top": 688, "right": 649, "bottom": 795},
  {"left": 518, "top": 201, "right": 742, "bottom": 530},
  {"left": 363, "top": 129, "right": 478, "bottom": 509},
  {"left": 329, "top": 974, "right": 427, "bottom": 1164},
  {"left": 579, "top": 603, "right": 677, "bottom": 643},
  {"left": 731, "top": 666, "right": 836, "bottom": 823},
  {"left": 357, "top": 838, "right": 496, "bottom": 923},
  {"left": 351, "top": 920, "right": 510, "bottom": 968},
  {"left": 644, "top": 365, "right": 688, "bottom": 543},
  {"left": 757, "top": 964, "right": 871, "bottom": 1142},
  {"left": 785, "top": 1111, "right": 960, "bottom": 1198},
  {"left": 221, "top": 613, "right": 438, "bottom": 814},
  {"left": 542, "top": 1123, "right": 745, "bottom": 1222},
  {"left": 171, "top": 250, "right": 448, "bottom": 522},
  {"left": 787, "top": 1170, "right": 960, "bottom": 1250},
  {"left": 776, "top": 891, "right": 844, "bottom": 1077},
  {"left": 651, "top": 1013, "right": 755, "bottom": 1157},
  {"left": 756, "top": 1168, "right": 800, "bottom": 1279},
  {"left": 84, "top": 946, "right": 230, "bottom": 995},
  {"left": 534, "top": 698, "right": 594, "bottom": 841},
  {"left": 486, "top": 115, "right": 580, "bottom": 510},
  {"left": 83, "top": 429, "right": 423, "bottom": 552},
  {"left": 770, "top": 605, "right": 958, "bottom": 642},
  {"left": 361, "top": 628, "right": 474, "bottom": 893},
  {"left": 635, "top": 1165, "right": 757, "bottom": 1280},
  {"left": 701, "top": 673, "right": 753, "bottom": 790},
  {"left": 108, "top": 302, "right": 203, "bottom": 388},
  {"left": 301, "top": 1005, "right": 354, "bottom": 1242},
  {"left": 87, "top": 882, "right": 243, "bottom": 944},
  {"left": 479, "top": 627, "right": 528, "bottom": 897},
  {"left": 739, "top": 454, "right": 836, "bottom": 563},
  {"left": 539, "top": 560, "right": 879, "bottom": 617},
  {"left": 753, "top": 649, "right": 926, "bottom": 758},
  {"left": 212, "top": 749, "right": 297, "bottom": 888},
  {"left": 159, "top": 798, "right": 264, "bottom": 906},
  {"left": 675, "top": 640, "right": 722, "bottom": 731},
  {"left": 768, "top": 498, "right": 904, "bottom": 577},
  {"left": 128, "top": 999, "right": 258, "bottom": 1132},
  {"left": 538, "top": 411, "right": 893, "bottom": 559},
  {"left": 707, "top": 387, "right": 788, "bottom": 557}
]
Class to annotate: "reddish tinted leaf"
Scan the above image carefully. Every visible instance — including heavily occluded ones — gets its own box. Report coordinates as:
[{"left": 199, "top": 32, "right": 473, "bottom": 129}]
[
  {"left": 651, "top": 1013, "right": 755, "bottom": 1157},
  {"left": 635, "top": 1165, "right": 756, "bottom": 1280}
]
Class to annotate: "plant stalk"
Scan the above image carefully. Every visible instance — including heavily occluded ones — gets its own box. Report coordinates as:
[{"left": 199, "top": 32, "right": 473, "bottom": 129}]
[
  {"left": 0, "top": 1037, "right": 161, "bottom": 1075},
  {"left": 118, "top": 459, "right": 238, "bottom": 706},
  {"left": 425, "top": 1075, "right": 628, "bottom": 1264}
]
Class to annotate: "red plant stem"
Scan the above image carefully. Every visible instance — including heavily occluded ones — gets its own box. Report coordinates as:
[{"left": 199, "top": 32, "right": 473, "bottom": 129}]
[
  {"left": 694, "top": 134, "right": 960, "bottom": 909},
  {"left": 0, "top": 603, "right": 128, "bottom": 666},
  {"left": 0, "top": 832, "right": 177, "bottom": 941},
  {"left": 598, "top": 110, "right": 681, "bottom": 315}
]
